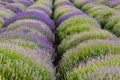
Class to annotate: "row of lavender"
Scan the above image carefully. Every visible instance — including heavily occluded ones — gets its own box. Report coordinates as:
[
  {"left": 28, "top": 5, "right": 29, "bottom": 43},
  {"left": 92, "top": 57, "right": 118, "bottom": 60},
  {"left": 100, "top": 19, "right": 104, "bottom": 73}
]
[
  {"left": 0, "top": 0, "right": 33, "bottom": 28},
  {"left": 95, "top": 0, "right": 120, "bottom": 10},
  {"left": 70, "top": 0, "right": 120, "bottom": 37},
  {"left": 0, "top": 0, "right": 56, "bottom": 79},
  {"left": 54, "top": 0, "right": 120, "bottom": 80}
]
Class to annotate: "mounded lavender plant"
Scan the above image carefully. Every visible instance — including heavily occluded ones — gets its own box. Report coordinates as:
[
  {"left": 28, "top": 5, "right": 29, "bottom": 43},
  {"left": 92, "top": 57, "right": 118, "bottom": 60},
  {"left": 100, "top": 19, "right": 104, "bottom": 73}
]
[
  {"left": 85, "top": 5, "right": 115, "bottom": 26},
  {"left": 7, "top": 19, "right": 55, "bottom": 42},
  {"left": 54, "top": 5, "right": 79, "bottom": 21},
  {"left": 57, "top": 11, "right": 86, "bottom": 24},
  {"left": 67, "top": 54, "right": 120, "bottom": 80},
  {"left": 71, "top": 0, "right": 93, "bottom": 8},
  {"left": 0, "top": 42, "right": 55, "bottom": 80},
  {"left": 57, "top": 15, "right": 101, "bottom": 40},
  {"left": 36, "top": 0, "right": 52, "bottom": 8},
  {"left": 3, "top": 10, "right": 55, "bottom": 30},
  {"left": 58, "top": 30, "right": 116, "bottom": 55},
  {"left": 26, "top": 9, "right": 49, "bottom": 18},
  {"left": 81, "top": 2, "right": 99, "bottom": 11},
  {"left": 54, "top": 1, "right": 74, "bottom": 8},
  {"left": 28, "top": 3, "right": 52, "bottom": 16},
  {"left": 0, "top": 30, "right": 55, "bottom": 55}
]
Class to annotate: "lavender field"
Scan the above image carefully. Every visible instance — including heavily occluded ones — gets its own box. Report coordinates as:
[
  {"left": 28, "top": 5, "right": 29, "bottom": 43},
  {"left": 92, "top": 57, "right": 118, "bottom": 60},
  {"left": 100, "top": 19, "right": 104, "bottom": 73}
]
[{"left": 0, "top": 0, "right": 120, "bottom": 80}]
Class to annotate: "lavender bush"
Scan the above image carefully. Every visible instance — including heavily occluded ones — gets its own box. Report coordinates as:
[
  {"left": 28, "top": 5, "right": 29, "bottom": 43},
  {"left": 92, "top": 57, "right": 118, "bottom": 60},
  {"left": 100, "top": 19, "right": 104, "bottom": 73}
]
[
  {"left": 54, "top": 5, "right": 79, "bottom": 21},
  {"left": 58, "top": 30, "right": 116, "bottom": 55},
  {"left": 0, "top": 30, "right": 55, "bottom": 55},
  {"left": 3, "top": 10, "right": 55, "bottom": 30},
  {"left": 7, "top": 19, "right": 55, "bottom": 42},
  {"left": 57, "top": 15, "right": 101, "bottom": 40},
  {"left": 0, "top": 42, "right": 55, "bottom": 80},
  {"left": 57, "top": 11, "right": 85, "bottom": 24},
  {"left": 67, "top": 54, "right": 120, "bottom": 80},
  {"left": 28, "top": 3, "right": 52, "bottom": 16}
]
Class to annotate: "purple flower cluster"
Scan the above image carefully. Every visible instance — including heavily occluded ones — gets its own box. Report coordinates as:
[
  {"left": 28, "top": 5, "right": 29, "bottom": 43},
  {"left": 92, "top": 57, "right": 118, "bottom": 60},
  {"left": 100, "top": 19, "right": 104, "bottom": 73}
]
[
  {"left": 0, "top": 30, "right": 55, "bottom": 55},
  {"left": 3, "top": 10, "right": 55, "bottom": 30},
  {"left": 7, "top": 19, "right": 55, "bottom": 42}
]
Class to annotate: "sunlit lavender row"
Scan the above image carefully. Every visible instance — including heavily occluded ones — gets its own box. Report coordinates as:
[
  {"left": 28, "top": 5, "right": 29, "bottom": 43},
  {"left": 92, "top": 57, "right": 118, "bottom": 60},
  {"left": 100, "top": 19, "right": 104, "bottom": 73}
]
[
  {"left": 0, "top": 0, "right": 56, "bottom": 80},
  {"left": 54, "top": 0, "right": 120, "bottom": 80}
]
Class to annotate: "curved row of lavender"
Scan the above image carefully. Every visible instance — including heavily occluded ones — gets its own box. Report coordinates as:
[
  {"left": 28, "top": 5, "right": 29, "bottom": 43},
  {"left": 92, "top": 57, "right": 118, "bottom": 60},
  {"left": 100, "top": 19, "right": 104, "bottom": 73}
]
[
  {"left": 54, "top": 0, "right": 120, "bottom": 80},
  {"left": 0, "top": 0, "right": 56, "bottom": 80},
  {"left": 70, "top": 0, "right": 120, "bottom": 37}
]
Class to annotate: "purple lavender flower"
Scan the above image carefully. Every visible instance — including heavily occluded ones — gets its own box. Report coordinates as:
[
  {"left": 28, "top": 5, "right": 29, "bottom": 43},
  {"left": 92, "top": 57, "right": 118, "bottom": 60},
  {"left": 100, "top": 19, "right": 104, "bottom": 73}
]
[
  {"left": 57, "top": 11, "right": 86, "bottom": 24},
  {"left": 3, "top": 10, "right": 55, "bottom": 30},
  {"left": 5, "top": 6, "right": 23, "bottom": 13},
  {"left": 2, "top": 18, "right": 8, "bottom": 21},
  {"left": 22, "top": 28, "right": 31, "bottom": 33}
]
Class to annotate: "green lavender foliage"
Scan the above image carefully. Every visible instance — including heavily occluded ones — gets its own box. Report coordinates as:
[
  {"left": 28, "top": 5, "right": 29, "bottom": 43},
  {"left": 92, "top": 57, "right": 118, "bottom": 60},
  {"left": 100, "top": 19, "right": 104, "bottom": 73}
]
[
  {"left": 57, "top": 39, "right": 120, "bottom": 80},
  {"left": 57, "top": 15, "right": 100, "bottom": 40},
  {"left": 58, "top": 30, "right": 116, "bottom": 55},
  {"left": 67, "top": 54, "right": 120, "bottom": 80}
]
